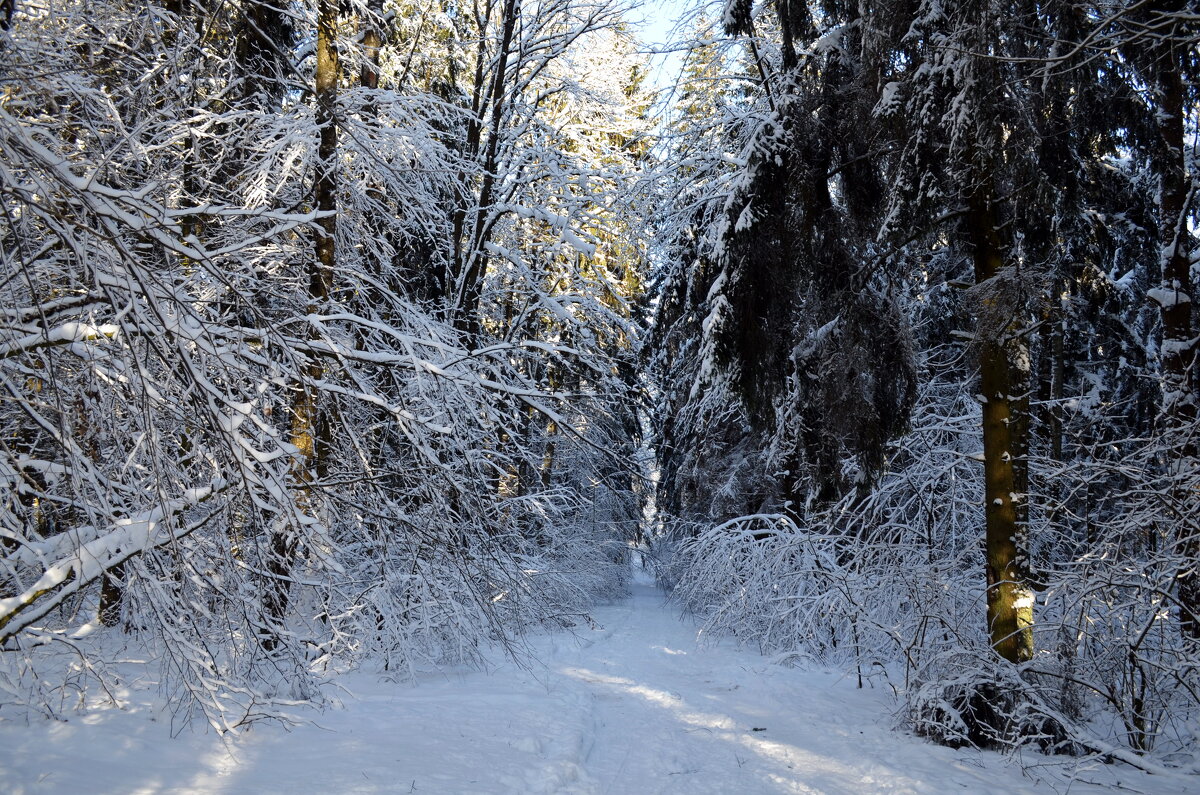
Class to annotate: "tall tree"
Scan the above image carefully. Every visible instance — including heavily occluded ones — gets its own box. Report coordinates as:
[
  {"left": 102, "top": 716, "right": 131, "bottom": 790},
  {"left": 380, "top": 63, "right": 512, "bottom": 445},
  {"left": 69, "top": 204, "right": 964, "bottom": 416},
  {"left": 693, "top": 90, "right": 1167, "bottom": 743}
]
[
  {"left": 1118, "top": 1, "right": 1200, "bottom": 637},
  {"left": 261, "top": 0, "right": 340, "bottom": 652}
]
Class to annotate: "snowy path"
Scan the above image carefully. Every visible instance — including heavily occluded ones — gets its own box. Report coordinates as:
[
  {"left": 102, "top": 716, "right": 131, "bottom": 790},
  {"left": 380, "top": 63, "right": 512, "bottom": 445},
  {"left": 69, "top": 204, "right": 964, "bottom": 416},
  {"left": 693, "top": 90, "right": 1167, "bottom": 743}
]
[{"left": 1, "top": 577, "right": 1190, "bottom": 794}]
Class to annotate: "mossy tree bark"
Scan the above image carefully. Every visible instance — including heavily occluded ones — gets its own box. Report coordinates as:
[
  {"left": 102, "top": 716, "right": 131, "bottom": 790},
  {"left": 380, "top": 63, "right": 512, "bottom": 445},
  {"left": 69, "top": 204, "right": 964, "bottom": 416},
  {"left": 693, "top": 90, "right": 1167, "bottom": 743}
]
[{"left": 967, "top": 188, "right": 1035, "bottom": 664}]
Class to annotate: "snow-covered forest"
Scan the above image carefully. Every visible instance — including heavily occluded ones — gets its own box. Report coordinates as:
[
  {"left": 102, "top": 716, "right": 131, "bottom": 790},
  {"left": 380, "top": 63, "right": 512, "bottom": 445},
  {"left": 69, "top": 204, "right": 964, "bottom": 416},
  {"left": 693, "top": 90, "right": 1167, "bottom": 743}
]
[{"left": 1, "top": 0, "right": 1198, "bottom": 790}]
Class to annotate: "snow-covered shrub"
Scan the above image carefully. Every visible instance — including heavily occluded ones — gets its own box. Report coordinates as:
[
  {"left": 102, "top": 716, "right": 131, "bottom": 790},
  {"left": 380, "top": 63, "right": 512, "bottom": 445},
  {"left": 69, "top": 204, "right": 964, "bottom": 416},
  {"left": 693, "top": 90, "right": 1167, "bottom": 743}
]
[
  {"left": 664, "top": 372, "right": 1200, "bottom": 763},
  {"left": 0, "top": 0, "right": 647, "bottom": 731}
]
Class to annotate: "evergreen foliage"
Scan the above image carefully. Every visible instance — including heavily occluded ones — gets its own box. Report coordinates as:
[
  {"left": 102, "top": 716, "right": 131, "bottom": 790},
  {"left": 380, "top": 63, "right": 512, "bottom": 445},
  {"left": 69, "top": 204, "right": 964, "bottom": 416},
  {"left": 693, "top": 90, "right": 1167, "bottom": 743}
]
[{"left": 655, "top": 0, "right": 1200, "bottom": 762}]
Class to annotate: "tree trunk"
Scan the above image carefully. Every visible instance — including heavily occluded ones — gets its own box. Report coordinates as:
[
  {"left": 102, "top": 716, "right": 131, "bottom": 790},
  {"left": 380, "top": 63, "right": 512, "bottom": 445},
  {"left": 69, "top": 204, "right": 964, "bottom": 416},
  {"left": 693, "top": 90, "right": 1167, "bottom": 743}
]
[
  {"left": 263, "top": 0, "right": 337, "bottom": 651},
  {"left": 455, "top": 0, "right": 518, "bottom": 347},
  {"left": 968, "top": 189, "right": 1034, "bottom": 664},
  {"left": 360, "top": 0, "right": 383, "bottom": 91},
  {"left": 1149, "top": 49, "right": 1199, "bottom": 640},
  {"left": 98, "top": 563, "right": 125, "bottom": 627}
]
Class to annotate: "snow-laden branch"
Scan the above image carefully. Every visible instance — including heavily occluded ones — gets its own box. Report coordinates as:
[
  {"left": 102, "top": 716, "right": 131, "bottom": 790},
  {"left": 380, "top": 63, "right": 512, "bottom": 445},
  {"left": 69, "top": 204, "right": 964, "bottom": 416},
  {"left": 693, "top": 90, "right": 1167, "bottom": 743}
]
[
  {"left": 0, "top": 321, "right": 120, "bottom": 360},
  {"left": 0, "top": 480, "right": 228, "bottom": 644}
]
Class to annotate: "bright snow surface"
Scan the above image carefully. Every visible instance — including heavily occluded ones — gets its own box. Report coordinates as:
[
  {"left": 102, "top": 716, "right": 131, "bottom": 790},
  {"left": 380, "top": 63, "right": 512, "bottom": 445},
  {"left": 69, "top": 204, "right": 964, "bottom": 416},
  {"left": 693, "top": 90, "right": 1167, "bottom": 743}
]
[{"left": 2, "top": 563, "right": 1194, "bottom": 793}]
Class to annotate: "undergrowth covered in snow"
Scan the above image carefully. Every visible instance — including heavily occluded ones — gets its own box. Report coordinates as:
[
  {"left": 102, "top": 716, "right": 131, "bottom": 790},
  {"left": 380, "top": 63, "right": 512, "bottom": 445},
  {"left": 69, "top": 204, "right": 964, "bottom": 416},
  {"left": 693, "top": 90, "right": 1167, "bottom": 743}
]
[{"left": 661, "top": 373, "right": 1200, "bottom": 770}]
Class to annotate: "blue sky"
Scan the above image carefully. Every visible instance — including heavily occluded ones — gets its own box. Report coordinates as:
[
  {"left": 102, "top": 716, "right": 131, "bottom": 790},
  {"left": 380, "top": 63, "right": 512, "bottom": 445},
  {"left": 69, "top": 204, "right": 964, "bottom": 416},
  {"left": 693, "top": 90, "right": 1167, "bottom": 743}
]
[
  {"left": 633, "top": 0, "right": 690, "bottom": 46},
  {"left": 628, "top": 0, "right": 695, "bottom": 88}
]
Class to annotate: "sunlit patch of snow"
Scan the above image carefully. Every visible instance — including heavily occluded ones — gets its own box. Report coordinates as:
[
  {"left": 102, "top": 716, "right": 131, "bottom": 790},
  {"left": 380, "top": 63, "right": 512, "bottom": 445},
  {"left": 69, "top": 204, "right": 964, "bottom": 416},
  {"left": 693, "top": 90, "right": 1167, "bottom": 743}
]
[
  {"left": 652, "top": 645, "right": 688, "bottom": 655},
  {"left": 2, "top": 582, "right": 1187, "bottom": 794}
]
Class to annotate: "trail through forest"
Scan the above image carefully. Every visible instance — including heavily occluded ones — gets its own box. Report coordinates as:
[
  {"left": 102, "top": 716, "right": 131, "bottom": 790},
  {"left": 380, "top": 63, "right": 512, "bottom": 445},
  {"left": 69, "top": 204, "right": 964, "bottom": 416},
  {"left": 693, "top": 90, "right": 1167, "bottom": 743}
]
[
  {"left": 2, "top": 561, "right": 1189, "bottom": 794},
  {"left": 3, "top": 1, "right": 1198, "bottom": 785}
]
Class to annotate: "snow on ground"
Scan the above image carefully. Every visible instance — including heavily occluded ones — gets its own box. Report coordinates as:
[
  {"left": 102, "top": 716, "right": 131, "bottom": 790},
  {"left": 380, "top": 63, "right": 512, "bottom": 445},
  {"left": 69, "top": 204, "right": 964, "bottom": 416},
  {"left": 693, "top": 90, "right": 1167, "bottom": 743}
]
[{"left": 2, "top": 565, "right": 1196, "bottom": 794}]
